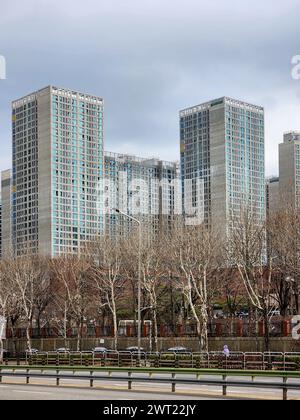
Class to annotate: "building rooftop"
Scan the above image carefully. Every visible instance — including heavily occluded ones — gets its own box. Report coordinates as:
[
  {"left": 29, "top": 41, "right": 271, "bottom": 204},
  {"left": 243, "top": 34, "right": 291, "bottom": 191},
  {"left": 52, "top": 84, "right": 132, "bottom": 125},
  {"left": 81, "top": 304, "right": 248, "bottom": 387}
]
[
  {"left": 283, "top": 131, "right": 300, "bottom": 143},
  {"left": 12, "top": 85, "right": 103, "bottom": 108},
  {"left": 105, "top": 151, "right": 179, "bottom": 167},
  {"left": 180, "top": 96, "right": 264, "bottom": 117}
]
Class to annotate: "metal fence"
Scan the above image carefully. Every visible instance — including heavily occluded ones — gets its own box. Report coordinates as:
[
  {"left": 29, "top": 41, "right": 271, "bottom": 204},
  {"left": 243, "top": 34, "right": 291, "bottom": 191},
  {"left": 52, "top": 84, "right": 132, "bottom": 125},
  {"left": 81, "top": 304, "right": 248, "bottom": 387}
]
[{"left": 2, "top": 351, "right": 298, "bottom": 371}]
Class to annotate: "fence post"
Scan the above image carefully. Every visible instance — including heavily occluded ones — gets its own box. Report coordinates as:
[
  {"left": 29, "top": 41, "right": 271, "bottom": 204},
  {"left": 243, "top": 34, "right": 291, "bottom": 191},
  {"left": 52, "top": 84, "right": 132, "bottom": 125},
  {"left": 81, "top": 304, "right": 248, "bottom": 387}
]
[
  {"left": 222, "top": 375, "right": 227, "bottom": 396},
  {"left": 283, "top": 377, "right": 288, "bottom": 401},
  {"left": 128, "top": 372, "right": 132, "bottom": 390},
  {"left": 26, "top": 369, "right": 30, "bottom": 384},
  {"left": 171, "top": 373, "right": 176, "bottom": 393},
  {"left": 90, "top": 371, "right": 94, "bottom": 388},
  {"left": 56, "top": 369, "right": 60, "bottom": 386}
]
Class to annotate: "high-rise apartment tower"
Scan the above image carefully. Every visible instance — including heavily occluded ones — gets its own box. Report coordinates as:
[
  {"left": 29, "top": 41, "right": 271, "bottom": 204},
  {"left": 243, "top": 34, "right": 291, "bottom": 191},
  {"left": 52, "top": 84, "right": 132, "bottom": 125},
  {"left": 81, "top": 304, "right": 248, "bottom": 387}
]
[{"left": 12, "top": 86, "right": 104, "bottom": 257}]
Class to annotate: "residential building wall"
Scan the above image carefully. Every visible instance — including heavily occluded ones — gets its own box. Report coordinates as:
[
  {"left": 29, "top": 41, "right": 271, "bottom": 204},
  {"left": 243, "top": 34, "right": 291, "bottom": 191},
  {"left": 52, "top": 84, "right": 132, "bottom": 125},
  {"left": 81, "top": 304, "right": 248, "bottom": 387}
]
[
  {"left": 104, "top": 152, "right": 181, "bottom": 241},
  {"left": 0, "top": 169, "right": 12, "bottom": 258},
  {"left": 12, "top": 86, "right": 104, "bottom": 257},
  {"left": 180, "top": 97, "right": 265, "bottom": 238},
  {"left": 266, "top": 177, "right": 280, "bottom": 216},
  {"left": 279, "top": 131, "right": 300, "bottom": 210}
]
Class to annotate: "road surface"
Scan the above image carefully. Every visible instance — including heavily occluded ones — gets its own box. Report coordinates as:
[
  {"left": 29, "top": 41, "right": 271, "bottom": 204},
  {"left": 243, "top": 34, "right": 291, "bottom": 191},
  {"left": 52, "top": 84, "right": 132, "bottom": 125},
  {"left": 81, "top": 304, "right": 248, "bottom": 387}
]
[
  {"left": 0, "top": 383, "right": 223, "bottom": 400},
  {"left": 0, "top": 370, "right": 299, "bottom": 400}
]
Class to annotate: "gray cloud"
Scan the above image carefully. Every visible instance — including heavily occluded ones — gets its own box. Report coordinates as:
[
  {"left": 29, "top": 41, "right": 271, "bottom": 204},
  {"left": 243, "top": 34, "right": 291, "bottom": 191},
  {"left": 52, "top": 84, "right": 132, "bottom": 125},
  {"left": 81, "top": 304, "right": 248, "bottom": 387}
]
[{"left": 1, "top": 0, "right": 300, "bottom": 175}]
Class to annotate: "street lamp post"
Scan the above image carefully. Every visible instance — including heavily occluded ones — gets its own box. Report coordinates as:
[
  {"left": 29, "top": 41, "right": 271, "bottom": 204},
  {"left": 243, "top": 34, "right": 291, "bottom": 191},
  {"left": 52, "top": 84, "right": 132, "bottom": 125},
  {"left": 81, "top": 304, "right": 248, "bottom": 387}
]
[{"left": 115, "top": 208, "right": 142, "bottom": 364}]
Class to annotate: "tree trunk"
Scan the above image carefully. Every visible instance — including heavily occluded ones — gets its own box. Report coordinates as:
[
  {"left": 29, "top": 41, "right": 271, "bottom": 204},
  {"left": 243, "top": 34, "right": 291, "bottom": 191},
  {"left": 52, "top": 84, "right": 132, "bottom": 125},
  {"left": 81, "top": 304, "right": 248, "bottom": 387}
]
[
  {"left": 63, "top": 306, "right": 68, "bottom": 349},
  {"left": 112, "top": 310, "right": 118, "bottom": 351},
  {"left": 26, "top": 319, "right": 32, "bottom": 352},
  {"left": 295, "top": 287, "right": 300, "bottom": 315},
  {"left": 200, "top": 306, "right": 209, "bottom": 353},
  {"left": 77, "top": 321, "right": 82, "bottom": 352},
  {"left": 263, "top": 310, "right": 270, "bottom": 353},
  {"left": 170, "top": 281, "right": 176, "bottom": 336},
  {"left": 152, "top": 308, "right": 158, "bottom": 353},
  {"left": 37, "top": 313, "right": 41, "bottom": 337},
  {"left": 9, "top": 318, "right": 18, "bottom": 355},
  {"left": 0, "top": 338, "right": 3, "bottom": 363},
  {"left": 191, "top": 305, "right": 202, "bottom": 352}
]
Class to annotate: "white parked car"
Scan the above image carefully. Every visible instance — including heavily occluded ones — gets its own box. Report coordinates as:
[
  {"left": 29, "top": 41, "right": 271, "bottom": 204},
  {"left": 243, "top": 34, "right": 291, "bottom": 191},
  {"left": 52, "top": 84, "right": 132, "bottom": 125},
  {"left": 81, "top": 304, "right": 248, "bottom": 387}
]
[
  {"left": 92, "top": 347, "right": 108, "bottom": 354},
  {"left": 56, "top": 348, "right": 70, "bottom": 353}
]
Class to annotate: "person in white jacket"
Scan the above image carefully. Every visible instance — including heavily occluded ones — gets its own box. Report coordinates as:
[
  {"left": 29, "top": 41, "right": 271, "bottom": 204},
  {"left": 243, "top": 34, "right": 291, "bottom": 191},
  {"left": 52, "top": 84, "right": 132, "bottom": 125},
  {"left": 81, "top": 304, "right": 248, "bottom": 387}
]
[{"left": 223, "top": 345, "right": 230, "bottom": 357}]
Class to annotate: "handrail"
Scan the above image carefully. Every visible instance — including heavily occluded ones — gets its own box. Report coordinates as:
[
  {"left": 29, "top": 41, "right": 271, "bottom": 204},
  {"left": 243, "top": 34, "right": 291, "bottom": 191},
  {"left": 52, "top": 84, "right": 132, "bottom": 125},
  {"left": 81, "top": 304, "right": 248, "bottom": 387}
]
[
  {"left": 2, "top": 365, "right": 300, "bottom": 377},
  {"left": 0, "top": 366, "right": 299, "bottom": 400}
]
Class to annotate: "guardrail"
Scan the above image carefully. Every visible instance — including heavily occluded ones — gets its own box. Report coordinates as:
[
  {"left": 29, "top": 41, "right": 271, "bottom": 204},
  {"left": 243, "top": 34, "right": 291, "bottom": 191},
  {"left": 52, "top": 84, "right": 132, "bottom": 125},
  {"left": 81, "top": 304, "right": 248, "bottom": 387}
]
[
  {"left": 9, "top": 351, "right": 299, "bottom": 371},
  {"left": 0, "top": 366, "right": 300, "bottom": 400}
]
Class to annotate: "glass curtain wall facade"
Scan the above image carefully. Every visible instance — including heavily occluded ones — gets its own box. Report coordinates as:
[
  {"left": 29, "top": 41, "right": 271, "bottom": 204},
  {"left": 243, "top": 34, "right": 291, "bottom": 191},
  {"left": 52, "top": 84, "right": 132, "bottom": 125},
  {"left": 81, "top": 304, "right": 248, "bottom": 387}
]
[
  {"left": 12, "top": 86, "right": 104, "bottom": 257},
  {"left": 12, "top": 94, "right": 39, "bottom": 255},
  {"left": 180, "top": 97, "right": 265, "bottom": 237},
  {"left": 104, "top": 152, "right": 181, "bottom": 241},
  {"left": 51, "top": 88, "right": 104, "bottom": 256}
]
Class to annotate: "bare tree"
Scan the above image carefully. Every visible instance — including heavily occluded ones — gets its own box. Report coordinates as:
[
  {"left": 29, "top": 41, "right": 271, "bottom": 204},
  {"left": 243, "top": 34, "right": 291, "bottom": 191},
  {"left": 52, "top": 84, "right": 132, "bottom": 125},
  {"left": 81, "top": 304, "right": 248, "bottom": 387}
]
[
  {"left": 0, "top": 260, "right": 10, "bottom": 361},
  {"left": 90, "top": 237, "right": 125, "bottom": 350},
  {"left": 51, "top": 256, "right": 92, "bottom": 351},
  {"left": 228, "top": 206, "right": 275, "bottom": 351},
  {"left": 268, "top": 208, "right": 300, "bottom": 315},
  {"left": 169, "top": 224, "right": 220, "bottom": 352},
  {"left": 139, "top": 240, "right": 166, "bottom": 352},
  {"left": 120, "top": 232, "right": 147, "bottom": 337},
  {"left": 5, "top": 256, "right": 46, "bottom": 351},
  {"left": 220, "top": 269, "right": 244, "bottom": 317},
  {"left": 33, "top": 259, "right": 53, "bottom": 336},
  {"left": 48, "top": 259, "right": 71, "bottom": 347}
]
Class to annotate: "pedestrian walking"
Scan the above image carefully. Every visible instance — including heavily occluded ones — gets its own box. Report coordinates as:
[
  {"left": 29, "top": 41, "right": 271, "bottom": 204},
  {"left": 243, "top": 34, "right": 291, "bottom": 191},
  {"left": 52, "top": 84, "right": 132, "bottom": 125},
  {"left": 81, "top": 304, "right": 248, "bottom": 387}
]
[{"left": 223, "top": 345, "right": 230, "bottom": 357}]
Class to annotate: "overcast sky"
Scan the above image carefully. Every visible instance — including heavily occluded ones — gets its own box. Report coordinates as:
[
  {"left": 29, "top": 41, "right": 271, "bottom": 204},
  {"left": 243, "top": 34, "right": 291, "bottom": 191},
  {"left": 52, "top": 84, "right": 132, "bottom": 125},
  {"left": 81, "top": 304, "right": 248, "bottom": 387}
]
[{"left": 1, "top": 0, "right": 300, "bottom": 176}]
